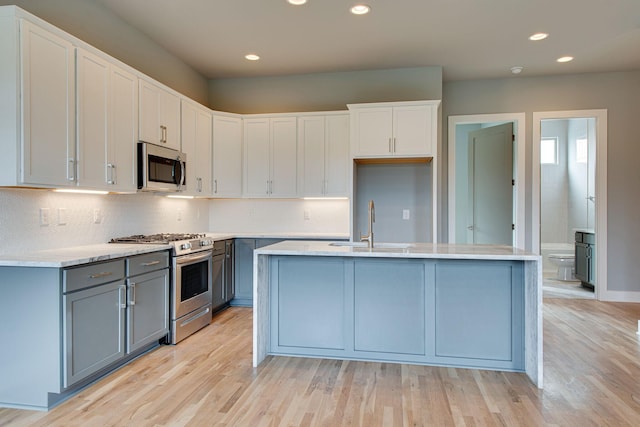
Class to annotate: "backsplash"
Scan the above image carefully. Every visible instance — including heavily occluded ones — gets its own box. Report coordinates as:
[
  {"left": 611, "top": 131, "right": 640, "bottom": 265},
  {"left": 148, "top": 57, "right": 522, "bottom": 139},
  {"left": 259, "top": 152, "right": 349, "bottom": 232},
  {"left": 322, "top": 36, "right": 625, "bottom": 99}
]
[
  {"left": 0, "top": 188, "right": 210, "bottom": 254},
  {"left": 208, "top": 199, "right": 349, "bottom": 235}
]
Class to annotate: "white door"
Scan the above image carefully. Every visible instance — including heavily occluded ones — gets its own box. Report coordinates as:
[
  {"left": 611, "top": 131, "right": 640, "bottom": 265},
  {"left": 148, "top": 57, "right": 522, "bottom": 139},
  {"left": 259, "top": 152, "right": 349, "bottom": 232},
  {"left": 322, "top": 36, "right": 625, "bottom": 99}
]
[
  {"left": 109, "top": 65, "right": 138, "bottom": 191},
  {"left": 467, "top": 123, "right": 513, "bottom": 245},
  {"left": 243, "top": 118, "right": 271, "bottom": 197},
  {"left": 212, "top": 115, "right": 242, "bottom": 197},
  {"left": 299, "top": 116, "right": 326, "bottom": 196},
  {"left": 324, "top": 115, "right": 349, "bottom": 196},
  {"left": 393, "top": 105, "right": 433, "bottom": 156},
  {"left": 270, "top": 117, "right": 297, "bottom": 197}
]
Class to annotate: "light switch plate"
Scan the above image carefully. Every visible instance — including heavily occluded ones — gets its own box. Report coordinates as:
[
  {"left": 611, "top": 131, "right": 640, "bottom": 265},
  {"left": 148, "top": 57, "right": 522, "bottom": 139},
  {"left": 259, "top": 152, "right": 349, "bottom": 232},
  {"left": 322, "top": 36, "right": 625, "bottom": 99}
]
[
  {"left": 39, "top": 208, "right": 50, "bottom": 226},
  {"left": 402, "top": 209, "right": 410, "bottom": 220}
]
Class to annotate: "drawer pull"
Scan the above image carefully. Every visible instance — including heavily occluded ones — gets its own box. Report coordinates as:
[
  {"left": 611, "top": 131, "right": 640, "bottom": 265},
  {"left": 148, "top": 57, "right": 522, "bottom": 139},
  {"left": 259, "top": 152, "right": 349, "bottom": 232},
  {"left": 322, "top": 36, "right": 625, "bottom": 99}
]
[
  {"left": 89, "top": 271, "right": 113, "bottom": 279},
  {"left": 141, "top": 261, "right": 161, "bottom": 267}
]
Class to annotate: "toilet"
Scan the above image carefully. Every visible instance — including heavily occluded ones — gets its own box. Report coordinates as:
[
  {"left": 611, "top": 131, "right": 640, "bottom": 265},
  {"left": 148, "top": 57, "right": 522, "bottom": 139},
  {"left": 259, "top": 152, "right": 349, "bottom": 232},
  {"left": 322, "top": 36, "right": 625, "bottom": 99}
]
[{"left": 548, "top": 253, "right": 575, "bottom": 281}]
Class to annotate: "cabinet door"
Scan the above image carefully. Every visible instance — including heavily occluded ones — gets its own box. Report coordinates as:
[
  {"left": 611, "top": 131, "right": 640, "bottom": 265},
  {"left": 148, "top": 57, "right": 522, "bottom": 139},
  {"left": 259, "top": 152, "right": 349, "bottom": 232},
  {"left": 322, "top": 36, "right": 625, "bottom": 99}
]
[
  {"left": 574, "top": 242, "right": 589, "bottom": 283},
  {"left": 160, "top": 89, "right": 181, "bottom": 151},
  {"left": 244, "top": 118, "right": 271, "bottom": 197},
  {"left": 393, "top": 105, "right": 435, "bottom": 156},
  {"left": 139, "top": 79, "right": 181, "bottom": 150},
  {"left": 126, "top": 269, "right": 169, "bottom": 353},
  {"left": 139, "top": 79, "right": 162, "bottom": 145},
  {"left": 181, "top": 100, "right": 212, "bottom": 195},
  {"left": 109, "top": 65, "right": 138, "bottom": 191},
  {"left": 63, "top": 280, "right": 126, "bottom": 387},
  {"left": 299, "top": 116, "right": 326, "bottom": 197},
  {"left": 20, "top": 20, "right": 76, "bottom": 186},
  {"left": 325, "top": 115, "right": 350, "bottom": 196},
  {"left": 270, "top": 117, "right": 297, "bottom": 197},
  {"left": 212, "top": 115, "right": 242, "bottom": 197},
  {"left": 211, "top": 254, "right": 225, "bottom": 311},
  {"left": 76, "top": 49, "right": 109, "bottom": 189},
  {"left": 233, "top": 239, "right": 256, "bottom": 306},
  {"left": 352, "top": 107, "right": 392, "bottom": 157},
  {"left": 225, "top": 240, "right": 235, "bottom": 302}
]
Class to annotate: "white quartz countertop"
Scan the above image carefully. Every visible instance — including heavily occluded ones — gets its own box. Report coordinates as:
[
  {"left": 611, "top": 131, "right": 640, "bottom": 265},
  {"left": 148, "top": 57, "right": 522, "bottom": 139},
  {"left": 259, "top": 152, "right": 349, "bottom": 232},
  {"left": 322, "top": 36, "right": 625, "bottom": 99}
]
[
  {"left": 0, "top": 244, "right": 172, "bottom": 268},
  {"left": 0, "top": 233, "right": 350, "bottom": 267},
  {"left": 255, "top": 240, "right": 541, "bottom": 261},
  {"left": 206, "top": 232, "right": 350, "bottom": 240}
]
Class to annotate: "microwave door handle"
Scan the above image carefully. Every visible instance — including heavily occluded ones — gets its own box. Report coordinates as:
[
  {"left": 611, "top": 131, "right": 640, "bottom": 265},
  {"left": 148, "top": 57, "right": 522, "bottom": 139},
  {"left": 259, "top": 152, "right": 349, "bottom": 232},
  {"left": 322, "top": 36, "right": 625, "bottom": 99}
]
[{"left": 180, "top": 160, "right": 186, "bottom": 188}]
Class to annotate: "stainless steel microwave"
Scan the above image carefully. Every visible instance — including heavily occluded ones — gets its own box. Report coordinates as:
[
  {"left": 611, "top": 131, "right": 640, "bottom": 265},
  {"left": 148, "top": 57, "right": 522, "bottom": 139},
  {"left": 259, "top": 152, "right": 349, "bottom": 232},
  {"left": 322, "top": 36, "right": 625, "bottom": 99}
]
[{"left": 137, "top": 142, "right": 186, "bottom": 192}]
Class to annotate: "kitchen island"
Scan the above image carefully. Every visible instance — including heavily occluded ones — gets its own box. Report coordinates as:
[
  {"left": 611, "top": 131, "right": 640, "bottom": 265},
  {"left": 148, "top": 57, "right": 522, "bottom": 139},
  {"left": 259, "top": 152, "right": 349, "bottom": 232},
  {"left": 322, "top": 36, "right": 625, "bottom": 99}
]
[{"left": 253, "top": 241, "right": 543, "bottom": 387}]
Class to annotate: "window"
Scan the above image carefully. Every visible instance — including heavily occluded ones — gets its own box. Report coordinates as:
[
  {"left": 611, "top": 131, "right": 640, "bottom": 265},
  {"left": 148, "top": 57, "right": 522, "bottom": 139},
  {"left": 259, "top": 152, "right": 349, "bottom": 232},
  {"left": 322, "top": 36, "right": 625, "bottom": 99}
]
[
  {"left": 540, "top": 138, "right": 558, "bottom": 164},
  {"left": 576, "top": 138, "right": 588, "bottom": 163}
]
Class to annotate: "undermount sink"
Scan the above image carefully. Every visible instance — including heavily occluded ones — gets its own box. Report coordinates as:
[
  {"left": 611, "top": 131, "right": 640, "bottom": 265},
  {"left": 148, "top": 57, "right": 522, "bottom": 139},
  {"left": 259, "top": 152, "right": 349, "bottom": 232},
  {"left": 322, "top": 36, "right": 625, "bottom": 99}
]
[{"left": 329, "top": 241, "right": 414, "bottom": 249}]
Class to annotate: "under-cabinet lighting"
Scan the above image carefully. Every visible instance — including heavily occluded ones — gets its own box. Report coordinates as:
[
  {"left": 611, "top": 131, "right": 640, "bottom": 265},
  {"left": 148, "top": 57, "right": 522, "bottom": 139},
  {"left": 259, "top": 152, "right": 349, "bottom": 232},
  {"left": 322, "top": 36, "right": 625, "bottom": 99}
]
[
  {"left": 166, "top": 195, "right": 194, "bottom": 199},
  {"left": 303, "top": 197, "right": 349, "bottom": 200},
  {"left": 54, "top": 189, "right": 108, "bottom": 195}
]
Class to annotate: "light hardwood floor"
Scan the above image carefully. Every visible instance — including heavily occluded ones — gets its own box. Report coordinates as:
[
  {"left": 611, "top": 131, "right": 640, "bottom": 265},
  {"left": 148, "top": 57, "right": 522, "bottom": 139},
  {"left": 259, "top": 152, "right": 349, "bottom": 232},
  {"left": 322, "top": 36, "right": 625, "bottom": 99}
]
[{"left": 2, "top": 298, "right": 640, "bottom": 426}]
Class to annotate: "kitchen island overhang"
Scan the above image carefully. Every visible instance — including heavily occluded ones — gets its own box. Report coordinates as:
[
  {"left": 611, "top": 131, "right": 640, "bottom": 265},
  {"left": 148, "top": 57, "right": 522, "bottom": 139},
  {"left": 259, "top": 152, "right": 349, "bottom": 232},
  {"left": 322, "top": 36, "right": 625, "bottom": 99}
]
[{"left": 253, "top": 241, "right": 543, "bottom": 388}]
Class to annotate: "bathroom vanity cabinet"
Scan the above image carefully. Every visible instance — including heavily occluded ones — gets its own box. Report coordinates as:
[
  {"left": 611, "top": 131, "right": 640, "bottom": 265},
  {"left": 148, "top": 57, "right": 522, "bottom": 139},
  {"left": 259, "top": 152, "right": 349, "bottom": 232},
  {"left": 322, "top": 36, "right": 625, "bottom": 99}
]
[{"left": 575, "top": 231, "right": 595, "bottom": 288}]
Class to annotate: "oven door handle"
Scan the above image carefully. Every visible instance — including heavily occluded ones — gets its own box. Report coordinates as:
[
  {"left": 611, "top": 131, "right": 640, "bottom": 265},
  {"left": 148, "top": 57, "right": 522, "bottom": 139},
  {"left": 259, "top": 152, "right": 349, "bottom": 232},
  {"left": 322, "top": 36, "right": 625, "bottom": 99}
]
[{"left": 176, "top": 251, "right": 212, "bottom": 265}]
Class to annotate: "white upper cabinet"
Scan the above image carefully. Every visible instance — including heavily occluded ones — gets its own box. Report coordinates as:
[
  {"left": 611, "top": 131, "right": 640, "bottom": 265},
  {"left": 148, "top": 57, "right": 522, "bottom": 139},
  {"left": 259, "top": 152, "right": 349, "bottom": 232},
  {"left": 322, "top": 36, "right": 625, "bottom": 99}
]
[
  {"left": 244, "top": 116, "right": 297, "bottom": 198},
  {"left": 77, "top": 48, "right": 137, "bottom": 191},
  {"left": 181, "top": 100, "right": 212, "bottom": 195},
  {"left": 19, "top": 20, "right": 76, "bottom": 187},
  {"left": 349, "top": 100, "right": 440, "bottom": 158},
  {"left": 298, "top": 114, "right": 349, "bottom": 197},
  {"left": 139, "top": 78, "right": 181, "bottom": 151},
  {"left": 212, "top": 114, "right": 242, "bottom": 198}
]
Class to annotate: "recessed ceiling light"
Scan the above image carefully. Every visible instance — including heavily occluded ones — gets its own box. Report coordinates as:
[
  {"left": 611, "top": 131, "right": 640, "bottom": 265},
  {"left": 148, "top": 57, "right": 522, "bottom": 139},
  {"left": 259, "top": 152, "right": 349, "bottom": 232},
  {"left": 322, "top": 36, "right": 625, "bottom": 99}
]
[
  {"left": 510, "top": 66, "right": 524, "bottom": 74},
  {"left": 529, "top": 33, "right": 548, "bottom": 41},
  {"left": 245, "top": 54, "right": 260, "bottom": 61},
  {"left": 350, "top": 4, "right": 370, "bottom": 15},
  {"left": 287, "top": 0, "right": 307, "bottom": 5},
  {"left": 557, "top": 56, "right": 574, "bottom": 63}
]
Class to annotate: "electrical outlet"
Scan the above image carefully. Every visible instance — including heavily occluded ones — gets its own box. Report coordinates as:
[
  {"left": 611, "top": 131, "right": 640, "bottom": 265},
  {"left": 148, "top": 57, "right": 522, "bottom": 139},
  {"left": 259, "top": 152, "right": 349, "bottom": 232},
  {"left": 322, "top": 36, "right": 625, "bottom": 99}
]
[
  {"left": 304, "top": 210, "right": 310, "bottom": 220},
  {"left": 39, "top": 208, "right": 50, "bottom": 226},
  {"left": 402, "top": 209, "right": 410, "bottom": 220},
  {"left": 177, "top": 209, "right": 183, "bottom": 221},
  {"left": 93, "top": 209, "right": 102, "bottom": 224},
  {"left": 57, "top": 208, "right": 67, "bottom": 225}
]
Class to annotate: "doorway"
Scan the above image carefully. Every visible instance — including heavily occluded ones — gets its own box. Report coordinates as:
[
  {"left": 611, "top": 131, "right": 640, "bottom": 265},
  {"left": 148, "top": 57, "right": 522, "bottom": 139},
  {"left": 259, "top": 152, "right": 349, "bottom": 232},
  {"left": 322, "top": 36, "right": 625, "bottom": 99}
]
[
  {"left": 448, "top": 113, "right": 526, "bottom": 248},
  {"left": 533, "top": 110, "right": 607, "bottom": 301}
]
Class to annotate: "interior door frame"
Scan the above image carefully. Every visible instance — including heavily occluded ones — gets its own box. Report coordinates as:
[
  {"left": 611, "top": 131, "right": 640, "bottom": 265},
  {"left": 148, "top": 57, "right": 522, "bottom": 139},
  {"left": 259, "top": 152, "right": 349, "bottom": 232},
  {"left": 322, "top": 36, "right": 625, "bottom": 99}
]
[
  {"left": 448, "top": 113, "right": 526, "bottom": 249},
  {"left": 532, "top": 110, "right": 608, "bottom": 301}
]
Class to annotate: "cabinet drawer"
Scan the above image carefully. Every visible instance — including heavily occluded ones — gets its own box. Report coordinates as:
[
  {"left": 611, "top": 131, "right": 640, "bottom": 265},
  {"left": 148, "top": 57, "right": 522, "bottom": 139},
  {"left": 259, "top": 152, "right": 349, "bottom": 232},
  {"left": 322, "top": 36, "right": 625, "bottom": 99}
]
[
  {"left": 127, "top": 251, "right": 169, "bottom": 277},
  {"left": 582, "top": 233, "right": 595, "bottom": 245},
  {"left": 63, "top": 260, "right": 125, "bottom": 293}
]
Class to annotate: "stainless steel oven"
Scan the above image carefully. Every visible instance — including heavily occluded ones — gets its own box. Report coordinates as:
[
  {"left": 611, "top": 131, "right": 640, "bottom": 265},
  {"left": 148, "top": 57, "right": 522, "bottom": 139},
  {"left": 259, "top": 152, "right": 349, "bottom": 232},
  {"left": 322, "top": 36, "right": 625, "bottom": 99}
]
[{"left": 171, "top": 250, "right": 212, "bottom": 343}]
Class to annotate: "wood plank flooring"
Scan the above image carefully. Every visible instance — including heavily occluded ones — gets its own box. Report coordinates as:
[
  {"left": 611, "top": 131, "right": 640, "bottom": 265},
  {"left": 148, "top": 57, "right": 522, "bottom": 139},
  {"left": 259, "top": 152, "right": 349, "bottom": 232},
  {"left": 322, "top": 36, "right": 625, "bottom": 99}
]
[{"left": 2, "top": 298, "right": 640, "bottom": 426}]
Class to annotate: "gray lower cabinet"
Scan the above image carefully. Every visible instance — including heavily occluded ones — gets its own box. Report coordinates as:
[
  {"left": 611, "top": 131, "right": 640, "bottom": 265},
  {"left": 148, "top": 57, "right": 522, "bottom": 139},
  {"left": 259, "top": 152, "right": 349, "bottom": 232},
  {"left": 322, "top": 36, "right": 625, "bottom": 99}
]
[
  {"left": 224, "top": 239, "right": 235, "bottom": 303},
  {"left": 575, "top": 231, "right": 595, "bottom": 288},
  {"left": 63, "top": 276, "right": 126, "bottom": 388},
  {"left": 63, "top": 251, "right": 169, "bottom": 388},
  {"left": 213, "top": 239, "right": 236, "bottom": 312},
  {"left": 269, "top": 256, "right": 524, "bottom": 371},
  {"left": 233, "top": 238, "right": 282, "bottom": 307}
]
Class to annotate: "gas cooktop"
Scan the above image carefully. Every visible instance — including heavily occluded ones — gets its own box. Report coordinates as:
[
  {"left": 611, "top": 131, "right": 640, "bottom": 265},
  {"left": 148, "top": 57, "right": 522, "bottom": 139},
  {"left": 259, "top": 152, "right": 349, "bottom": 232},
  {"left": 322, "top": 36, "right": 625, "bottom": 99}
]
[{"left": 109, "top": 233, "right": 206, "bottom": 244}]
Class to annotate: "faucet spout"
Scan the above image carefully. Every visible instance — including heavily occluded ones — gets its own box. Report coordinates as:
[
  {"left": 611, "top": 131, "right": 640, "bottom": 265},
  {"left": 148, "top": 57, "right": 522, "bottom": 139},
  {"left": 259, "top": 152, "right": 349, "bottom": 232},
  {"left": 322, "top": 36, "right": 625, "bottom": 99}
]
[{"left": 360, "top": 200, "right": 375, "bottom": 248}]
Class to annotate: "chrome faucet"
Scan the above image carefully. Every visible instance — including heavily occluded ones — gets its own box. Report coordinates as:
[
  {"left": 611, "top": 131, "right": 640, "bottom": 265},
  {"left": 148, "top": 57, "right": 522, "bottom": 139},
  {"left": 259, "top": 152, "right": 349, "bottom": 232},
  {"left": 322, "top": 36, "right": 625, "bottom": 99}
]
[{"left": 360, "top": 200, "right": 375, "bottom": 248}]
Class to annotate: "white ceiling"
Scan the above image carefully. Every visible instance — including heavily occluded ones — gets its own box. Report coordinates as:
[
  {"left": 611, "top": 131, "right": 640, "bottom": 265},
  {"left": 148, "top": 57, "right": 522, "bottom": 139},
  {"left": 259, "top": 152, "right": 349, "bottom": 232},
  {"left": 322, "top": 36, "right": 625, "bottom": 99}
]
[{"left": 96, "top": 0, "right": 640, "bottom": 81}]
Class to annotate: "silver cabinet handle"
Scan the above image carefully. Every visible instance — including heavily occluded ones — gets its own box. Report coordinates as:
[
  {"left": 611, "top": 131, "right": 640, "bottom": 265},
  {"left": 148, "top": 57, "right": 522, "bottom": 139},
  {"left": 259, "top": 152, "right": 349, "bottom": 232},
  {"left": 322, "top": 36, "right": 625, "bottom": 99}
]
[
  {"left": 389, "top": 138, "right": 392, "bottom": 153},
  {"left": 160, "top": 125, "right": 167, "bottom": 143},
  {"left": 89, "top": 271, "right": 113, "bottom": 279},
  {"left": 67, "top": 158, "right": 75, "bottom": 181},
  {"left": 128, "top": 283, "right": 136, "bottom": 306},
  {"left": 266, "top": 180, "right": 270, "bottom": 194},
  {"left": 119, "top": 285, "right": 126, "bottom": 309},
  {"left": 107, "top": 163, "right": 116, "bottom": 185},
  {"left": 141, "top": 260, "right": 160, "bottom": 267},
  {"left": 393, "top": 137, "right": 396, "bottom": 152},
  {"left": 214, "top": 179, "right": 218, "bottom": 194},
  {"left": 270, "top": 180, "right": 273, "bottom": 194}
]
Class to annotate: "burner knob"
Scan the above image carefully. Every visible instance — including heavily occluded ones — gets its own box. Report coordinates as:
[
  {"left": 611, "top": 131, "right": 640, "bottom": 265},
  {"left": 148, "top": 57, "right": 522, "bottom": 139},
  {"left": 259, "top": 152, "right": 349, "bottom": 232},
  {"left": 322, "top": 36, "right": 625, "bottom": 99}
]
[
  {"left": 201, "top": 239, "right": 213, "bottom": 246},
  {"left": 181, "top": 242, "right": 192, "bottom": 250}
]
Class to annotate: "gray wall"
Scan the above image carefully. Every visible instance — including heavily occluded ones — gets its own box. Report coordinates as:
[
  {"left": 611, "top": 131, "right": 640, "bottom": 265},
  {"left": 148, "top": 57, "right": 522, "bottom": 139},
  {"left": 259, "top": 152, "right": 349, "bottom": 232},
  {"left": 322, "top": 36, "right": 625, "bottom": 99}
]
[
  {"left": 0, "top": 0, "right": 209, "bottom": 103},
  {"left": 208, "top": 67, "right": 443, "bottom": 113},
  {"left": 443, "top": 70, "right": 640, "bottom": 292}
]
